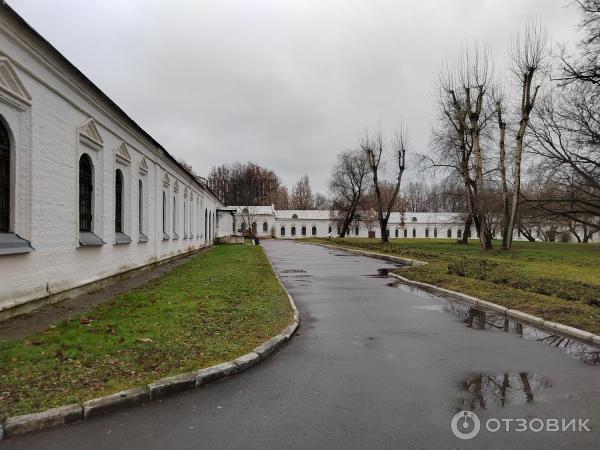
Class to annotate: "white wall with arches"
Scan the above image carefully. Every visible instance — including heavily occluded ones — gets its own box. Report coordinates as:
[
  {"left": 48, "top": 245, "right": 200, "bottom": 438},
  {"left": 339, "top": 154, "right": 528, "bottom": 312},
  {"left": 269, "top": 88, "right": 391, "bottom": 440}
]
[{"left": 0, "top": 7, "right": 228, "bottom": 315}]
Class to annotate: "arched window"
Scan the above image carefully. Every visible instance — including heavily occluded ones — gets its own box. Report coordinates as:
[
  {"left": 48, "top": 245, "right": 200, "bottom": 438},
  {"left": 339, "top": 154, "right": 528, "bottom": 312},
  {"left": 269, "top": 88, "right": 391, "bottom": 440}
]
[
  {"left": 209, "top": 211, "right": 212, "bottom": 240},
  {"left": 183, "top": 200, "right": 187, "bottom": 238},
  {"left": 0, "top": 120, "right": 10, "bottom": 232},
  {"left": 162, "top": 192, "right": 167, "bottom": 237},
  {"left": 173, "top": 197, "right": 177, "bottom": 236},
  {"left": 115, "top": 169, "right": 123, "bottom": 233},
  {"left": 301, "top": 226, "right": 307, "bottom": 236},
  {"left": 263, "top": 222, "right": 268, "bottom": 232},
  {"left": 252, "top": 222, "right": 257, "bottom": 235},
  {"left": 280, "top": 226, "right": 286, "bottom": 236},
  {"left": 355, "top": 226, "right": 359, "bottom": 236},
  {"left": 412, "top": 228, "right": 416, "bottom": 238},
  {"left": 447, "top": 229, "right": 452, "bottom": 238},
  {"left": 292, "top": 213, "right": 298, "bottom": 219},
  {"left": 242, "top": 208, "right": 249, "bottom": 214},
  {"left": 403, "top": 229, "right": 407, "bottom": 238},
  {"left": 291, "top": 226, "right": 296, "bottom": 236},
  {"left": 241, "top": 222, "right": 247, "bottom": 233},
  {"left": 425, "top": 229, "right": 429, "bottom": 238},
  {"left": 395, "top": 229, "right": 399, "bottom": 238},
  {"left": 434, "top": 228, "right": 438, "bottom": 238},
  {"left": 457, "top": 229, "right": 462, "bottom": 238},
  {"left": 79, "top": 154, "right": 93, "bottom": 232},
  {"left": 312, "top": 226, "right": 317, "bottom": 236},
  {"left": 411, "top": 217, "right": 417, "bottom": 222},
  {"left": 328, "top": 226, "right": 332, "bottom": 234},
  {"left": 204, "top": 208, "right": 207, "bottom": 241},
  {"left": 138, "top": 180, "right": 143, "bottom": 234}
]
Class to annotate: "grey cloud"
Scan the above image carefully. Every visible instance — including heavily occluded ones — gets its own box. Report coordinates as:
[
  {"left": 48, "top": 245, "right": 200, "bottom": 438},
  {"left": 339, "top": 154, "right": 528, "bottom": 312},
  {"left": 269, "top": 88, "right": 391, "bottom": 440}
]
[{"left": 9, "top": 0, "right": 581, "bottom": 192}]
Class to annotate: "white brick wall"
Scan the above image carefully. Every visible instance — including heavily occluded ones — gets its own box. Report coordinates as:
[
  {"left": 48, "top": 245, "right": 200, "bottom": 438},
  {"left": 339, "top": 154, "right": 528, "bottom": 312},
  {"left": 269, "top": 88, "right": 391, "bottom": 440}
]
[{"left": 0, "top": 10, "right": 228, "bottom": 312}]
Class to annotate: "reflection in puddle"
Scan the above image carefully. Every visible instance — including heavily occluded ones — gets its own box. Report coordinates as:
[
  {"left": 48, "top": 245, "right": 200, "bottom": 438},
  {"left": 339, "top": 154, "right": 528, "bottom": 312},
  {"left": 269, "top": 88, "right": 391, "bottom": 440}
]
[
  {"left": 388, "top": 279, "right": 600, "bottom": 365},
  {"left": 457, "top": 372, "right": 552, "bottom": 411},
  {"left": 413, "top": 304, "right": 445, "bottom": 312},
  {"left": 366, "top": 267, "right": 408, "bottom": 279}
]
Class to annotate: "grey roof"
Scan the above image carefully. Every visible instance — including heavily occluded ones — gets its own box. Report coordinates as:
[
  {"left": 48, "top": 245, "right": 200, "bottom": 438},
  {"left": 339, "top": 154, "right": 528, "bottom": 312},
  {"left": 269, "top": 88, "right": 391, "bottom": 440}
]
[
  {"left": 389, "top": 212, "right": 464, "bottom": 224},
  {"left": 233, "top": 205, "right": 276, "bottom": 216},
  {"left": 275, "top": 210, "right": 335, "bottom": 220}
]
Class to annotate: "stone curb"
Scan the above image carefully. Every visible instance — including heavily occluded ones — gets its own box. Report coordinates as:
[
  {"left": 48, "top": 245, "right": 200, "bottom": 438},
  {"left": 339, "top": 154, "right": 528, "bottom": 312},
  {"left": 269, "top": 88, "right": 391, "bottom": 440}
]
[
  {"left": 83, "top": 387, "right": 149, "bottom": 419},
  {"left": 3, "top": 404, "right": 82, "bottom": 437},
  {"left": 233, "top": 351, "right": 261, "bottom": 372},
  {"left": 311, "top": 242, "right": 600, "bottom": 348},
  {"left": 307, "top": 241, "right": 426, "bottom": 267},
  {"left": 195, "top": 362, "right": 238, "bottom": 386},
  {"left": 148, "top": 372, "right": 197, "bottom": 400},
  {"left": 0, "top": 249, "right": 300, "bottom": 440}
]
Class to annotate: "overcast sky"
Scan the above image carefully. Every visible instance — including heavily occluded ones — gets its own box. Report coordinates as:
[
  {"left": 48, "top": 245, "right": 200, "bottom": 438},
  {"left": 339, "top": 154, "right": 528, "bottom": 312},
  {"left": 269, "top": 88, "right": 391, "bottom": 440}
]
[{"left": 10, "top": 0, "right": 581, "bottom": 193}]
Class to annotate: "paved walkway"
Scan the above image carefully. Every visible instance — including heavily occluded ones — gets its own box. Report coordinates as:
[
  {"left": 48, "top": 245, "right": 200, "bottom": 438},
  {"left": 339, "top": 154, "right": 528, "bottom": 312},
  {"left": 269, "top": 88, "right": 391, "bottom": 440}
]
[{"left": 4, "top": 240, "right": 600, "bottom": 449}]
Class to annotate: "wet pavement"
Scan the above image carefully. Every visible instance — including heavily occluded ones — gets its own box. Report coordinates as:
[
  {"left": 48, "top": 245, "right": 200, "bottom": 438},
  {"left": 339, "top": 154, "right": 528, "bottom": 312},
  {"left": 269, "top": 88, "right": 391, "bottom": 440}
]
[{"left": 3, "top": 240, "right": 600, "bottom": 449}]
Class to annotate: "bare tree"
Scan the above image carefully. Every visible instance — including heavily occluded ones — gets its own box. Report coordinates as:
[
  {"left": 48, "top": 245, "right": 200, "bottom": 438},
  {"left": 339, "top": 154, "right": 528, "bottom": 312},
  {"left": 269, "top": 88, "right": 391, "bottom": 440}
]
[
  {"left": 437, "top": 43, "right": 495, "bottom": 249},
  {"left": 492, "top": 86, "right": 511, "bottom": 249},
  {"left": 504, "top": 19, "right": 548, "bottom": 249},
  {"left": 272, "top": 185, "right": 290, "bottom": 209},
  {"left": 238, "top": 206, "right": 258, "bottom": 237},
  {"left": 329, "top": 149, "right": 371, "bottom": 237},
  {"left": 313, "top": 193, "right": 330, "bottom": 209},
  {"left": 527, "top": 87, "right": 600, "bottom": 229},
  {"left": 208, "top": 162, "right": 282, "bottom": 206},
  {"left": 290, "top": 175, "right": 314, "bottom": 209},
  {"left": 360, "top": 128, "right": 407, "bottom": 243},
  {"left": 558, "top": 0, "right": 600, "bottom": 86}
]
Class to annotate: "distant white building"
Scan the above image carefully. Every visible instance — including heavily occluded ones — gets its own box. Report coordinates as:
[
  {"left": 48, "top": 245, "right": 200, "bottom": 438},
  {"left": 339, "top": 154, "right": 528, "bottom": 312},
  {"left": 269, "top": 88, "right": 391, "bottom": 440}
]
[
  {"left": 0, "top": 5, "right": 232, "bottom": 319},
  {"left": 227, "top": 207, "right": 476, "bottom": 240},
  {"left": 226, "top": 206, "right": 594, "bottom": 242}
]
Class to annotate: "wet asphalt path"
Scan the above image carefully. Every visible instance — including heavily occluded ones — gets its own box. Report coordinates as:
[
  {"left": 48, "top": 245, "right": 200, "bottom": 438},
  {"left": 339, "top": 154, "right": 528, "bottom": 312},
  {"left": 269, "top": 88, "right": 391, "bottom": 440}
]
[{"left": 3, "top": 240, "right": 600, "bottom": 449}]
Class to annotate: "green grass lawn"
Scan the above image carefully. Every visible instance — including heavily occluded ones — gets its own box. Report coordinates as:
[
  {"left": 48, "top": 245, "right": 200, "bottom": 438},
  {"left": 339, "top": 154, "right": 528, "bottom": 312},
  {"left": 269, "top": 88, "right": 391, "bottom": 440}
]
[
  {"left": 310, "top": 238, "right": 600, "bottom": 335},
  {"left": 0, "top": 245, "right": 293, "bottom": 419}
]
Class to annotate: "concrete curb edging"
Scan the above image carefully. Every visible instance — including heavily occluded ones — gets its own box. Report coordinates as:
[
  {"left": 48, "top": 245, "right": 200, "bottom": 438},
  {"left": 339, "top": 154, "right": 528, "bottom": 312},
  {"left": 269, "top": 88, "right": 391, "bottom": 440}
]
[
  {"left": 310, "top": 241, "right": 600, "bottom": 348},
  {"left": 2, "top": 404, "right": 82, "bottom": 437},
  {"left": 308, "top": 241, "right": 426, "bottom": 267},
  {"left": 0, "top": 249, "right": 300, "bottom": 440}
]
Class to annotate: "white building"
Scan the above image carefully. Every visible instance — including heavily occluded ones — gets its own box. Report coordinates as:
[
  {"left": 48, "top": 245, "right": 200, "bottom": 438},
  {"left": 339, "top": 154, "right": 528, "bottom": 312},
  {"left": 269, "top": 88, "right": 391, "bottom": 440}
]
[
  {"left": 228, "top": 206, "right": 590, "bottom": 242},
  {"left": 0, "top": 5, "right": 231, "bottom": 319},
  {"left": 229, "top": 207, "right": 475, "bottom": 239}
]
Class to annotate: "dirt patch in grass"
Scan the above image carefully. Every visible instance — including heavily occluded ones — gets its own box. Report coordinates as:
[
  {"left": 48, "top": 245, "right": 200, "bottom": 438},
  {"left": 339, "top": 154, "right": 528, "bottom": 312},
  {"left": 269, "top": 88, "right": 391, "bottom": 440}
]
[
  {"left": 0, "top": 245, "right": 292, "bottom": 419},
  {"left": 309, "top": 238, "right": 600, "bottom": 335}
]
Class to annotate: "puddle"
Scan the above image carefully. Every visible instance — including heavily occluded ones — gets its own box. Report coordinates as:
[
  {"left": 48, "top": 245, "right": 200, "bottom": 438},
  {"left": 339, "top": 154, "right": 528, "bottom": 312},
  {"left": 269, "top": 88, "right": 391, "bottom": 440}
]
[
  {"left": 388, "top": 278, "right": 600, "bottom": 365},
  {"left": 365, "top": 268, "right": 403, "bottom": 279},
  {"left": 413, "top": 304, "right": 445, "bottom": 312},
  {"left": 457, "top": 372, "right": 552, "bottom": 412}
]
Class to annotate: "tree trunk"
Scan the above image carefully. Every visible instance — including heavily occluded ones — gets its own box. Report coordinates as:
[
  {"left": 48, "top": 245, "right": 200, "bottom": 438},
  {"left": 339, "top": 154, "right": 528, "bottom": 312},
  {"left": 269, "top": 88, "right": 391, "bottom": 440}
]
[
  {"left": 497, "top": 110, "right": 510, "bottom": 249},
  {"left": 380, "top": 217, "right": 389, "bottom": 243},
  {"left": 518, "top": 226, "right": 536, "bottom": 242},
  {"left": 506, "top": 74, "right": 540, "bottom": 250},
  {"left": 506, "top": 124, "right": 525, "bottom": 249},
  {"left": 458, "top": 215, "right": 472, "bottom": 244}
]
